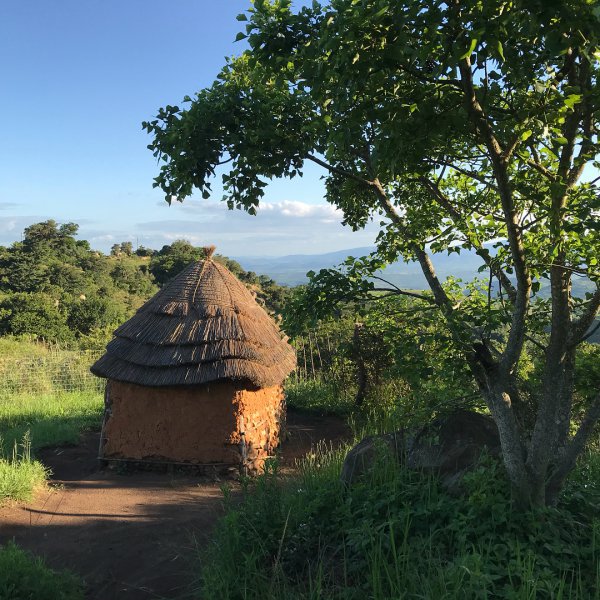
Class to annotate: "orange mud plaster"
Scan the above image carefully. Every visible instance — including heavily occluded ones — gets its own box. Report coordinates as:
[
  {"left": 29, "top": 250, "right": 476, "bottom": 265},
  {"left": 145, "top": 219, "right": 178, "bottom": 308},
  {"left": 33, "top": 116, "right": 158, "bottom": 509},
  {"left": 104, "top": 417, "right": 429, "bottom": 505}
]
[{"left": 103, "top": 380, "right": 285, "bottom": 471}]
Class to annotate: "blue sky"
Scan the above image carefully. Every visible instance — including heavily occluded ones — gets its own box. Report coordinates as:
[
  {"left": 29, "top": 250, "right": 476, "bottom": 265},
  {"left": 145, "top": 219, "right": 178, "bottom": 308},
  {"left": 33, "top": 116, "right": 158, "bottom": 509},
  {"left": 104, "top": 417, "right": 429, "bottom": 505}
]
[{"left": 0, "top": 0, "right": 379, "bottom": 256}]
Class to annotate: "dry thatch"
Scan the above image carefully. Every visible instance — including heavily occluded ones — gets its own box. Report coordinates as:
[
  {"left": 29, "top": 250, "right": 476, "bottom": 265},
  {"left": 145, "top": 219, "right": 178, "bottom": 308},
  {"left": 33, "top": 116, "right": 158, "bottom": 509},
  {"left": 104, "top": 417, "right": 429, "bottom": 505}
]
[{"left": 91, "top": 249, "right": 296, "bottom": 388}]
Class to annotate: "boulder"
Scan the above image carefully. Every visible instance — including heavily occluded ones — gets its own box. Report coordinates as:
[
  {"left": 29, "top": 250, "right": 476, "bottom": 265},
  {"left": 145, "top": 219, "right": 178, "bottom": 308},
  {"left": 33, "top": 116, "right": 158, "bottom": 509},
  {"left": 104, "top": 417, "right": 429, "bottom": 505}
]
[
  {"left": 340, "top": 431, "right": 405, "bottom": 485},
  {"left": 340, "top": 410, "right": 501, "bottom": 490},
  {"left": 407, "top": 409, "right": 501, "bottom": 472}
]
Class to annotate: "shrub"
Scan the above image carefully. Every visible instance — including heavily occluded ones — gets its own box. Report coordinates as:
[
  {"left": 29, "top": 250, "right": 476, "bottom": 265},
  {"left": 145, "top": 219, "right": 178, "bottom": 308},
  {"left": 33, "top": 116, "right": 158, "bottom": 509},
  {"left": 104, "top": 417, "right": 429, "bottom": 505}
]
[{"left": 199, "top": 445, "right": 600, "bottom": 599}]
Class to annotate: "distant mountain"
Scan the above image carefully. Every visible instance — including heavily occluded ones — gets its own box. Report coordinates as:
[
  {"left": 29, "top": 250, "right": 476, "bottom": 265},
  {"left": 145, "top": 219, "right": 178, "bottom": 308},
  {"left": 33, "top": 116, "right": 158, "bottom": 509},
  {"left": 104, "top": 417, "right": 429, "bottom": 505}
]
[
  {"left": 234, "top": 246, "right": 594, "bottom": 299},
  {"left": 234, "top": 247, "right": 376, "bottom": 285},
  {"left": 236, "top": 246, "right": 490, "bottom": 288}
]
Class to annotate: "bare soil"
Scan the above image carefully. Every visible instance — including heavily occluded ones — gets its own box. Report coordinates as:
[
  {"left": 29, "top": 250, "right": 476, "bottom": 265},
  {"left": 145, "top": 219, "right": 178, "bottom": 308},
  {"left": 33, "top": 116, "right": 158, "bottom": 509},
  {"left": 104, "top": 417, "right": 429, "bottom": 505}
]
[{"left": 0, "top": 409, "right": 350, "bottom": 600}]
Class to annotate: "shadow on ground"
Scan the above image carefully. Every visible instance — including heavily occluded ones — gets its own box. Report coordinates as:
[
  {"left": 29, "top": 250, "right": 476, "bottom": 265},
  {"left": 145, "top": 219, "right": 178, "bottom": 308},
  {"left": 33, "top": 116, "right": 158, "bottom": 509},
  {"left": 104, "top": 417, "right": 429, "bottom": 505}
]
[{"left": 0, "top": 408, "right": 350, "bottom": 600}]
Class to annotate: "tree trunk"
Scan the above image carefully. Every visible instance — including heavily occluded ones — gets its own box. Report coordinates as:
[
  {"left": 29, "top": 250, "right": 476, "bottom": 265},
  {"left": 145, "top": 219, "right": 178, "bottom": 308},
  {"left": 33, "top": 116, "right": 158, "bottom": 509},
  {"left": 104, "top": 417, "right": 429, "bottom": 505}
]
[{"left": 482, "top": 382, "right": 535, "bottom": 507}]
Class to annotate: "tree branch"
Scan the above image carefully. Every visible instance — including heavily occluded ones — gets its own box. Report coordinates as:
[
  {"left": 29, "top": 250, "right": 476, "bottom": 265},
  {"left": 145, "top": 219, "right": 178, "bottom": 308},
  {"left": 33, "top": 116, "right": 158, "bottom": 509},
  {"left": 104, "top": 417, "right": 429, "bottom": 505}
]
[
  {"left": 515, "top": 153, "right": 557, "bottom": 182},
  {"left": 395, "top": 62, "right": 461, "bottom": 89},
  {"left": 566, "top": 60, "right": 594, "bottom": 189},
  {"left": 305, "top": 153, "right": 456, "bottom": 317},
  {"left": 580, "top": 320, "right": 600, "bottom": 344},
  {"left": 569, "top": 287, "right": 600, "bottom": 346},
  {"left": 427, "top": 158, "right": 496, "bottom": 187},
  {"left": 370, "top": 285, "right": 434, "bottom": 303},
  {"left": 370, "top": 276, "right": 434, "bottom": 303},
  {"left": 418, "top": 175, "right": 517, "bottom": 304},
  {"left": 306, "top": 154, "right": 370, "bottom": 186},
  {"left": 369, "top": 178, "right": 454, "bottom": 312},
  {"left": 458, "top": 57, "right": 531, "bottom": 377},
  {"left": 546, "top": 393, "right": 600, "bottom": 503}
]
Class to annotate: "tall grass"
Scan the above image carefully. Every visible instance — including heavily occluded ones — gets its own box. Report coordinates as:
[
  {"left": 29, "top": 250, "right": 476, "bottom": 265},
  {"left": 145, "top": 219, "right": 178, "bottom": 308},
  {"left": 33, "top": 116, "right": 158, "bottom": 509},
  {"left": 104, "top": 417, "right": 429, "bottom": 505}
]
[
  {"left": 0, "top": 337, "right": 102, "bottom": 397},
  {"left": 199, "top": 441, "right": 600, "bottom": 599},
  {"left": 285, "top": 377, "right": 355, "bottom": 415}
]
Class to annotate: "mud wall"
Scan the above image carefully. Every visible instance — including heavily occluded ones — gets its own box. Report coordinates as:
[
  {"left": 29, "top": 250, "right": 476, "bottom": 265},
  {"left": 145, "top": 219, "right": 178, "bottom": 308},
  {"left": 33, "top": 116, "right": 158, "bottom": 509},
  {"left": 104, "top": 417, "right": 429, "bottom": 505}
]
[
  {"left": 102, "top": 380, "right": 285, "bottom": 467},
  {"left": 232, "top": 385, "right": 285, "bottom": 473}
]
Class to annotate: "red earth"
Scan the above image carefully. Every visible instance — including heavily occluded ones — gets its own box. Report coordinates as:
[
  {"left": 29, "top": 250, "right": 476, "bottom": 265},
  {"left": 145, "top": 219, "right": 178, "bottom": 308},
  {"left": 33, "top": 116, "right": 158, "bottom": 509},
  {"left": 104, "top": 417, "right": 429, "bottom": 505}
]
[{"left": 0, "top": 409, "right": 350, "bottom": 599}]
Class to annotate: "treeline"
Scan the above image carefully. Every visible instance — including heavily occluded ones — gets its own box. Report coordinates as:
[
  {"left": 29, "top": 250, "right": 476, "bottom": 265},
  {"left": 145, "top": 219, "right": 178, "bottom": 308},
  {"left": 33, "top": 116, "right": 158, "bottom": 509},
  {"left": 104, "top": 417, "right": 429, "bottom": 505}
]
[{"left": 0, "top": 220, "right": 289, "bottom": 346}]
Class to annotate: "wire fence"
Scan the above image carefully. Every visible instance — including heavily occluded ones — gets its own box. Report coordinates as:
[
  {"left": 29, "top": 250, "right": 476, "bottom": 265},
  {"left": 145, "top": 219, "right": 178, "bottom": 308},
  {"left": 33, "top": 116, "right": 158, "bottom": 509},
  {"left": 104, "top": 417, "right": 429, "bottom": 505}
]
[{"left": 0, "top": 349, "right": 104, "bottom": 397}]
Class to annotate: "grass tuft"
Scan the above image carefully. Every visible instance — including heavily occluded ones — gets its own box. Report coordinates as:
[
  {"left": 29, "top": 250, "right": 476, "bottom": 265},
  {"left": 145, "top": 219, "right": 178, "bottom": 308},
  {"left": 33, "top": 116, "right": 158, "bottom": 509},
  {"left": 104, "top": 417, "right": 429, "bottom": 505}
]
[
  {"left": 0, "top": 433, "right": 47, "bottom": 504},
  {"left": 0, "top": 541, "right": 83, "bottom": 600}
]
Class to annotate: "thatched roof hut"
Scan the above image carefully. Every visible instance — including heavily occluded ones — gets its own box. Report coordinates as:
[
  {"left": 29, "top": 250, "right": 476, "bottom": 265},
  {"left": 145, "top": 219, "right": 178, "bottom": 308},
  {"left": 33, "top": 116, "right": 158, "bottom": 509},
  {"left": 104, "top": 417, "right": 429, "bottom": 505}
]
[{"left": 91, "top": 247, "right": 296, "bottom": 471}]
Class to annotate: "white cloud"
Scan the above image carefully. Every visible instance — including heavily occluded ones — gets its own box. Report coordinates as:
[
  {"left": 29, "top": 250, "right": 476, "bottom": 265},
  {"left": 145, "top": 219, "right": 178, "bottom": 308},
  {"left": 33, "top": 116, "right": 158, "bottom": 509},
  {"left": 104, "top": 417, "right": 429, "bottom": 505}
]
[
  {"left": 132, "top": 198, "right": 379, "bottom": 256},
  {"left": 0, "top": 200, "right": 379, "bottom": 257},
  {"left": 260, "top": 200, "right": 343, "bottom": 220}
]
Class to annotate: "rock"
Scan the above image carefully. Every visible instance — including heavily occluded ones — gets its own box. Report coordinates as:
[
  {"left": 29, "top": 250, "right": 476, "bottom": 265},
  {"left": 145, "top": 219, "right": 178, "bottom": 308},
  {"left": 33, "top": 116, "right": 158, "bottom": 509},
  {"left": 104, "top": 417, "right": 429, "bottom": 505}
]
[
  {"left": 340, "top": 410, "right": 501, "bottom": 490},
  {"left": 408, "top": 409, "right": 501, "bottom": 472},
  {"left": 340, "top": 431, "right": 405, "bottom": 485}
]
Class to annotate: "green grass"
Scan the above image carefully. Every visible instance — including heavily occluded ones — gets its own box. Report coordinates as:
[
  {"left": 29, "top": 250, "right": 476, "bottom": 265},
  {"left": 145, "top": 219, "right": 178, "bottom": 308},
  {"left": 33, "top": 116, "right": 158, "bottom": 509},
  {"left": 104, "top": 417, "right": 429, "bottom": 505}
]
[
  {"left": 0, "top": 391, "right": 103, "bottom": 452},
  {"left": 0, "top": 338, "right": 104, "bottom": 503},
  {"left": 0, "top": 392, "right": 102, "bottom": 504},
  {"left": 0, "top": 541, "right": 83, "bottom": 600},
  {"left": 199, "top": 440, "right": 600, "bottom": 599},
  {"left": 0, "top": 433, "right": 47, "bottom": 504},
  {"left": 285, "top": 377, "right": 355, "bottom": 415}
]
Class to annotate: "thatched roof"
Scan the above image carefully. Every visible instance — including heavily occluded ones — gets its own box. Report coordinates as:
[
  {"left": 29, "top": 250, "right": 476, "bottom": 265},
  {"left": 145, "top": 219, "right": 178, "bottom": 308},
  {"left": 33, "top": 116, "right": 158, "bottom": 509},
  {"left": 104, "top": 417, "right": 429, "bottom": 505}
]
[{"left": 91, "top": 248, "right": 296, "bottom": 388}]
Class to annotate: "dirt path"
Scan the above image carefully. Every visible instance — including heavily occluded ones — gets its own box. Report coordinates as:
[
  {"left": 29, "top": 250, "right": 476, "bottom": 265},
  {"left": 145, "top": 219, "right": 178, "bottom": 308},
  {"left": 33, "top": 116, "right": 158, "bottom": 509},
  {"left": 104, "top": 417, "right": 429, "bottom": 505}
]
[{"left": 0, "top": 410, "right": 349, "bottom": 599}]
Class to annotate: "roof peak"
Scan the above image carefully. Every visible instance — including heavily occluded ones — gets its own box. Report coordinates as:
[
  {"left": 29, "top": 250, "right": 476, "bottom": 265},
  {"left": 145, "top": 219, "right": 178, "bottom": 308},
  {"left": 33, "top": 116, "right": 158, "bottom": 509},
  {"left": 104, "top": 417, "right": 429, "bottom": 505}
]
[{"left": 203, "top": 245, "right": 216, "bottom": 260}]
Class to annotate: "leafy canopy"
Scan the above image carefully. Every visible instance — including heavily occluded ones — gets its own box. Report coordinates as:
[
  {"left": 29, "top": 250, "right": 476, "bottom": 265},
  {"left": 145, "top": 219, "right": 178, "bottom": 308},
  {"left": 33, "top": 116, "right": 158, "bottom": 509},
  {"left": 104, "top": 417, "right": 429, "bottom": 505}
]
[{"left": 145, "top": 0, "right": 599, "bottom": 283}]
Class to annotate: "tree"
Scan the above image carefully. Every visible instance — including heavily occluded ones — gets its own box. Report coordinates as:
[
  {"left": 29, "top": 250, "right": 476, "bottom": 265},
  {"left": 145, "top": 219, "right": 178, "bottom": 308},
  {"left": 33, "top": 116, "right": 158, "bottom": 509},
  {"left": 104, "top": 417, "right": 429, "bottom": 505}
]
[
  {"left": 66, "top": 295, "right": 126, "bottom": 335},
  {"left": 120, "top": 241, "right": 133, "bottom": 256},
  {"left": 0, "top": 293, "right": 73, "bottom": 342},
  {"left": 0, "top": 221, "right": 159, "bottom": 341},
  {"left": 144, "top": 0, "right": 600, "bottom": 506},
  {"left": 149, "top": 240, "right": 203, "bottom": 285},
  {"left": 22, "top": 220, "right": 79, "bottom": 254},
  {"left": 135, "top": 245, "right": 155, "bottom": 257}
]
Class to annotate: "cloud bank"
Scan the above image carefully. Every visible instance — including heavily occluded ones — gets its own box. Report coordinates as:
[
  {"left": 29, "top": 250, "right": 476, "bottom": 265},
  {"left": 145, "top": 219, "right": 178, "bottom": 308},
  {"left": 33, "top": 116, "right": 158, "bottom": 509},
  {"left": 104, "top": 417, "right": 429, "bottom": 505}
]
[
  {"left": 132, "top": 199, "right": 379, "bottom": 256},
  {"left": 0, "top": 199, "right": 380, "bottom": 257}
]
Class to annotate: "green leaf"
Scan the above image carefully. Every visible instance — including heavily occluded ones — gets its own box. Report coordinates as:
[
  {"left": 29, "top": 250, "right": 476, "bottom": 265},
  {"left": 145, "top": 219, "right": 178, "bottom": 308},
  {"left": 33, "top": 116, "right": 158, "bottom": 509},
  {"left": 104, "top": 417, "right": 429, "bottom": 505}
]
[
  {"left": 496, "top": 40, "right": 505, "bottom": 62},
  {"left": 520, "top": 130, "right": 533, "bottom": 141},
  {"left": 460, "top": 38, "right": 478, "bottom": 60},
  {"left": 564, "top": 94, "right": 582, "bottom": 109},
  {"left": 235, "top": 32, "right": 247, "bottom": 42},
  {"left": 236, "top": 13, "right": 248, "bottom": 21}
]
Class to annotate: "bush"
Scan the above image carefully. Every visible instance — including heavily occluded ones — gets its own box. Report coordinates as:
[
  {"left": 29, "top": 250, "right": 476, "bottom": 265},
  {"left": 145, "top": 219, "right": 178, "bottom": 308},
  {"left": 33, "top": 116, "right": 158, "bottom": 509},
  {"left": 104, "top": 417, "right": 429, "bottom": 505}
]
[
  {"left": 199, "top": 444, "right": 600, "bottom": 599},
  {"left": 0, "top": 542, "right": 83, "bottom": 600}
]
